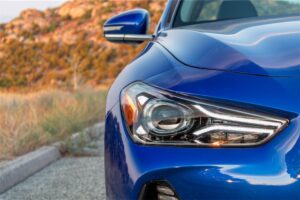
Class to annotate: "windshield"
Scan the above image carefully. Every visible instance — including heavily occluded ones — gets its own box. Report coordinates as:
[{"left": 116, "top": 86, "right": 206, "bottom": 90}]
[{"left": 173, "top": 0, "right": 300, "bottom": 27}]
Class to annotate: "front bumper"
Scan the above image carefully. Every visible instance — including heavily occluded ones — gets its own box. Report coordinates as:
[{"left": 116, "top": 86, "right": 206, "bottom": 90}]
[{"left": 105, "top": 103, "right": 300, "bottom": 200}]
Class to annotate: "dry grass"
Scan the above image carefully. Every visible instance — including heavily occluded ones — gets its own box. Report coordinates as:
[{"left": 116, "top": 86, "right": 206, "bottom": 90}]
[{"left": 0, "top": 88, "right": 106, "bottom": 161}]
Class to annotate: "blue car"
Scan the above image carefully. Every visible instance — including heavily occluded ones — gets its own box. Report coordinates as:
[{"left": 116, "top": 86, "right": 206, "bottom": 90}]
[{"left": 103, "top": 0, "right": 300, "bottom": 199}]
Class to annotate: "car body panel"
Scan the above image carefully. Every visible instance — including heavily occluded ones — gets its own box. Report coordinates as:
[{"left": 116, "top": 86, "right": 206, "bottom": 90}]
[
  {"left": 105, "top": 0, "right": 300, "bottom": 199},
  {"left": 105, "top": 103, "right": 300, "bottom": 200},
  {"left": 157, "top": 16, "right": 300, "bottom": 77},
  {"left": 105, "top": 42, "right": 300, "bottom": 200},
  {"left": 106, "top": 42, "right": 300, "bottom": 114}
]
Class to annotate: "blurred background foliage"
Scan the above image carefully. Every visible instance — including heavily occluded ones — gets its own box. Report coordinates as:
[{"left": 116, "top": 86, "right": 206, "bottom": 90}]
[
  {"left": 0, "top": 0, "right": 166, "bottom": 90},
  {"left": 0, "top": 0, "right": 168, "bottom": 158},
  {"left": 0, "top": 88, "right": 106, "bottom": 159}
]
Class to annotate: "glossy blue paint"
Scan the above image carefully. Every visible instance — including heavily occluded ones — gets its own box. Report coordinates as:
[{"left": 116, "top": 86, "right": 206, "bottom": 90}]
[
  {"left": 106, "top": 104, "right": 300, "bottom": 200},
  {"left": 103, "top": 9, "right": 149, "bottom": 35},
  {"left": 104, "top": 1, "right": 300, "bottom": 199},
  {"left": 105, "top": 42, "right": 300, "bottom": 199},
  {"left": 157, "top": 16, "right": 300, "bottom": 77}
]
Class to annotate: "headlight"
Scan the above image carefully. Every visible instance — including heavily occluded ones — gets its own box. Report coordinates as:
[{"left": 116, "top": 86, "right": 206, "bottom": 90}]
[{"left": 121, "top": 82, "right": 288, "bottom": 147}]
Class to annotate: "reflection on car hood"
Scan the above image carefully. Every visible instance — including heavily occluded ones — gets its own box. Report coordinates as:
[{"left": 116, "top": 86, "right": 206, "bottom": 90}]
[{"left": 157, "top": 16, "right": 300, "bottom": 77}]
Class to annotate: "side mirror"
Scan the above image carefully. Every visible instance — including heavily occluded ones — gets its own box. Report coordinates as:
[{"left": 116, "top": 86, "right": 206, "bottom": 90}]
[{"left": 103, "top": 9, "right": 153, "bottom": 44}]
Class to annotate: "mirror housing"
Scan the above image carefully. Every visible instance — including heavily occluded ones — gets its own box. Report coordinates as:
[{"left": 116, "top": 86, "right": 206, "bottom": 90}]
[{"left": 103, "top": 9, "right": 153, "bottom": 44}]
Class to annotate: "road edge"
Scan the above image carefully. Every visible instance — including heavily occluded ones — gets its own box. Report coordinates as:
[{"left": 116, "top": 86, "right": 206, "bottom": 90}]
[{"left": 0, "top": 122, "right": 105, "bottom": 194}]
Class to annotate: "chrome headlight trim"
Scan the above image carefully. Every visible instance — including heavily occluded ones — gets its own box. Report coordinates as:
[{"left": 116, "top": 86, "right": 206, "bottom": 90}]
[{"left": 120, "top": 82, "right": 289, "bottom": 147}]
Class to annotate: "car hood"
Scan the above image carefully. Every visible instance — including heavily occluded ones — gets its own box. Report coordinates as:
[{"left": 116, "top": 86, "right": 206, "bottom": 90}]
[{"left": 157, "top": 16, "right": 300, "bottom": 77}]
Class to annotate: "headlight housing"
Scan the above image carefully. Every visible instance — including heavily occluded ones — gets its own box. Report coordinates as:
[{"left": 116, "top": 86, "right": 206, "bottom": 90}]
[{"left": 121, "top": 82, "right": 288, "bottom": 147}]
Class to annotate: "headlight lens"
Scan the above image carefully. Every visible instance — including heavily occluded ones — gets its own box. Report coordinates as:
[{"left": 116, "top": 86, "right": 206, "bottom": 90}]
[
  {"left": 121, "top": 82, "right": 288, "bottom": 147},
  {"left": 142, "top": 99, "right": 193, "bottom": 136}
]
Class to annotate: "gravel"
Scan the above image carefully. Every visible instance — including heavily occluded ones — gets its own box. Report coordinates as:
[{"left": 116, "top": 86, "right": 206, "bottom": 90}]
[{"left": 0, "top": 157, "right": 105, "bottom": 200}]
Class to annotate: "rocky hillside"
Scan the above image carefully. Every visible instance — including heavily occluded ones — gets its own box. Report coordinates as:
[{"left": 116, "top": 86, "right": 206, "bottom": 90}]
[{"left": 0, "top": 0, "right": 165, "bottom": 89}]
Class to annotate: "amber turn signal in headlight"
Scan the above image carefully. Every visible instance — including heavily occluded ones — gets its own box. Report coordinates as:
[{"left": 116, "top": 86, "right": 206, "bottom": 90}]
[{"left": 121, "top": 82, "right": 288, "bottom": 147}]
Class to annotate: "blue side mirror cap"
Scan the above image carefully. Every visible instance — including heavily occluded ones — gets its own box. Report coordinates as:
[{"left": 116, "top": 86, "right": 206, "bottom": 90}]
[{"left": 103, "top": 9, "right": 153, "bottom": 44}]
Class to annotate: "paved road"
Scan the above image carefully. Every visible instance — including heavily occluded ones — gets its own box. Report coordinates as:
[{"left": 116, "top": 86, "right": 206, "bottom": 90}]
[{"left": 0, "top": 157, "right": 105, "bottom": 200}]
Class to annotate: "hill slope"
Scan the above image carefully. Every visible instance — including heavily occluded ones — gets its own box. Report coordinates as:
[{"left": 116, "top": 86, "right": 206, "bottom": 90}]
[{"left": 0, "top": 0, "right": 165, "bottom": 89}]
